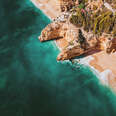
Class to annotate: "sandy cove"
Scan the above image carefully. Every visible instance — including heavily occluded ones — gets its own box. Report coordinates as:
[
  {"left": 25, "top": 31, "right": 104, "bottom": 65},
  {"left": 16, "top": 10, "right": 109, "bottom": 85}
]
[{"left": 31, "top": 0, "right": 116, "bottom": 92}]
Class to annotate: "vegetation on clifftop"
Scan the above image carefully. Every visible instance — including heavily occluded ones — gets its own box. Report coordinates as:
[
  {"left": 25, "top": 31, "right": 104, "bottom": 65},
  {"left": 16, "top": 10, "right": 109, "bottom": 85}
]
[{"left": 70, "top": 0, "right": 116, "bottom": 37}]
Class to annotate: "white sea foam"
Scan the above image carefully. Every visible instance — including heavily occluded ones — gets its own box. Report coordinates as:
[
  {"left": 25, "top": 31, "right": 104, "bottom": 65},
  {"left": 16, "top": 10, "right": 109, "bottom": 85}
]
[
  {"left": 78, "top": 56, "right": 94, "bottom": 65},
  {"left": 32, "top": 0, "right": 116, "bottom": 87},
  {"left": 79, "top": 56, "right": 100, "bottom": 76},
  {"left": 100, "top": 69, "right": 115, "bottom": 86},
  {"left": 77, "top": 57, "right": 115, "bottom": 86}
]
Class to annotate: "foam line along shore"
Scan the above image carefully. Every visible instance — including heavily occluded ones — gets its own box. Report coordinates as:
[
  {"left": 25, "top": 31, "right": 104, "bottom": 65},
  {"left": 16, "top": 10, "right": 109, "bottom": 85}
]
[{"left": 31, "top": 0, "right": 116, "bottom": 92}]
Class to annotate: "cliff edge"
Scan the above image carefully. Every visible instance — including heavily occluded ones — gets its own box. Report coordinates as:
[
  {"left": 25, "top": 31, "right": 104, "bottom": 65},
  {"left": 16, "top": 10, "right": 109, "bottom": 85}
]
[{"left": 39, "top": 0, "right": 116, "bottom": 61}]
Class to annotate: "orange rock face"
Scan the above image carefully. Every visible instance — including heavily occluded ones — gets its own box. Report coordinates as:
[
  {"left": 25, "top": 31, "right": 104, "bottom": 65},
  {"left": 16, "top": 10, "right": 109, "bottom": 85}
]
[
  {"left": 57, "top": 46, "right": 84, "bottom": 61},
  {"left": 39, "top": 22, "right": 64, "bottom": 42},
  {"left": 39, "top": 20, "right": 100, "bottom": 61},
  {"left": 39, "top": 0, "right": 116, "bottom": 61}
]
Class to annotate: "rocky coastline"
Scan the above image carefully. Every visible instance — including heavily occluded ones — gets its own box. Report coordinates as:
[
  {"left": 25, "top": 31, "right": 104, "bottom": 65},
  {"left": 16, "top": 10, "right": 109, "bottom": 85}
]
[{"left": 32, "top": 0, "right": 116, "bottom": 92}]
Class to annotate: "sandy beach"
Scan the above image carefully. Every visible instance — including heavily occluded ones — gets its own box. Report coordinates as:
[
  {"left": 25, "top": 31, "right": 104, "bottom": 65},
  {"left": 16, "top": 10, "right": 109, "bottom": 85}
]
[
  {"left": 32, "top": 0, "right": 61, "bottom": 19},
  {"left": 31, "top": 0, "right": 116, "bottom": 92}
]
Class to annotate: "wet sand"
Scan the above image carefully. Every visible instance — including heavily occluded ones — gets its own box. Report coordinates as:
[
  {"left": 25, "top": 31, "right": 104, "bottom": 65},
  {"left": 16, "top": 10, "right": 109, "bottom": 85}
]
[
  {"left": 32, "top": 0, "right": 60, "bottom": 19},
  {"left": 31, "top": 0, "right": 116, "bottom": 92},
  {"left": 90, "top": 51, "right": 116, "bottom": 91}
]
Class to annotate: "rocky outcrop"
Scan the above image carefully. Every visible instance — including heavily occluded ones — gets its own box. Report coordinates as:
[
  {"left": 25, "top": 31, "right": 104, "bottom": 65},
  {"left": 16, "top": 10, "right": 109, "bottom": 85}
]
[
  {"left": 57, "top": 46, "right": 84, "bottom": 61},
  {"left": 57, "top": 28, "right": 99, "bottom": 61},
  {"left": 57, "top": 46, "right": 98, "bottom": 61},
  {"left": 39, "top": 22, "right": 64, "bottom": 42},
  {"left": 39, "top": 11, "right": 71, "bottom": 42},
  {"left": 39, "top": 0, "right": 116, "bottom": 61},
  {"left": 39, "top": 19, "right": 100, "bottom": 61}
]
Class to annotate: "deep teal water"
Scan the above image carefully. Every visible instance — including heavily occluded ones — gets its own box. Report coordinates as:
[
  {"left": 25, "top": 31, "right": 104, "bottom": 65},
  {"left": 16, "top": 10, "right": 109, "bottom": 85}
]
[{"left": 0, "top": 0, "right": 116, "bottom": 116}]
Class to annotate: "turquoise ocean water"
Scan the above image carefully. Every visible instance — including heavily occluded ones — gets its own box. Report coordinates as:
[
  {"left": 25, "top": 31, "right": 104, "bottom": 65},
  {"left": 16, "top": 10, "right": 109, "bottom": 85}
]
[{"left": 0, "top": 0, "right": 116, "bottom": 115}]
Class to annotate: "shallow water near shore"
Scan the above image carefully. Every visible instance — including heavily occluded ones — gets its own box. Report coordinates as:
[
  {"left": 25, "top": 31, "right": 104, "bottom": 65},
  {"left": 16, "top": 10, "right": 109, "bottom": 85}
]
[{"left": 0, "top": 0, "right": 116, "bottom": 115}]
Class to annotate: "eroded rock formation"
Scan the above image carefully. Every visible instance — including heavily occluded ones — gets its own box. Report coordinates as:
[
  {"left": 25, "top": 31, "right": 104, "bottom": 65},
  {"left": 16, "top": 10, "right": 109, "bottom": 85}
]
[
  {"left": 39, "top": 0, "right": 116, "bottom": 61},
  {"left": 39, "top": 22, "right": 64, "bottom": 42}
]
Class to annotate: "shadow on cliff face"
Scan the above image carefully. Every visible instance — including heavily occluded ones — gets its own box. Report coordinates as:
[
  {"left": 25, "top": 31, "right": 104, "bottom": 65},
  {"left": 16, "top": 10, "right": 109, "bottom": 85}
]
[{"left": 0, "top": 0, "right": 116, "bottom": 116}]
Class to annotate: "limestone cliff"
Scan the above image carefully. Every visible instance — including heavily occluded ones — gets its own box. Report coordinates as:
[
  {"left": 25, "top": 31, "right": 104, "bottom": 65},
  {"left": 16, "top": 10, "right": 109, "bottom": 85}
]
[{"left": 39, "top": 0, "right": 116, "bottom": 61}]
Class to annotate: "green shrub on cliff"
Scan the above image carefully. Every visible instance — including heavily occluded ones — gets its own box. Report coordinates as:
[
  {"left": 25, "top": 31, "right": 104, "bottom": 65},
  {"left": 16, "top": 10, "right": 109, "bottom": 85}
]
[{"left": 70, "top": 5, "right": 116, "bottom": 37}]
